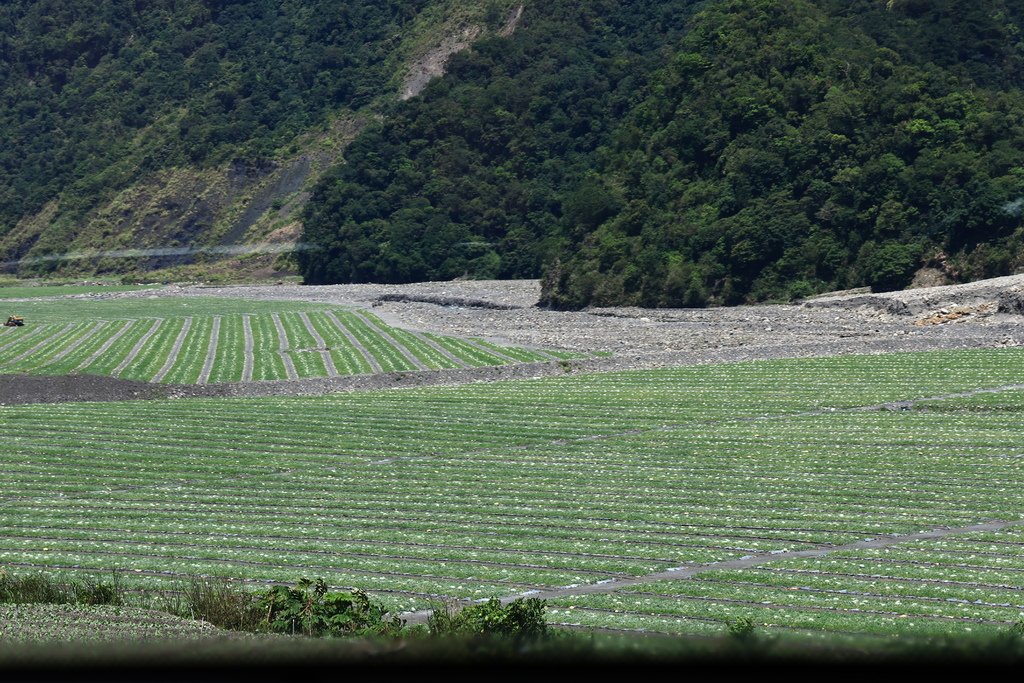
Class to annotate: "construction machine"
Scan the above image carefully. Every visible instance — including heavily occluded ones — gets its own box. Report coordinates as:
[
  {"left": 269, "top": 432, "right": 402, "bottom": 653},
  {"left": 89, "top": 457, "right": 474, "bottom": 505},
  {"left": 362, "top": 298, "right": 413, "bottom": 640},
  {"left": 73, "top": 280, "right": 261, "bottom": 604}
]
[{"left": 4, "top": 315, "right": 24, "bottom": 326}]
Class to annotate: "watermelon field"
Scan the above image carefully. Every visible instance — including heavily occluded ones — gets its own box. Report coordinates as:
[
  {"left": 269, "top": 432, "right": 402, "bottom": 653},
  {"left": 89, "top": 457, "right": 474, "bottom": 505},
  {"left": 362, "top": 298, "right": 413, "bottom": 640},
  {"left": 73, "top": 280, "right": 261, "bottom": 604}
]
[{"left": 3, "top": 288, "right": 1024, "bottom": 647}]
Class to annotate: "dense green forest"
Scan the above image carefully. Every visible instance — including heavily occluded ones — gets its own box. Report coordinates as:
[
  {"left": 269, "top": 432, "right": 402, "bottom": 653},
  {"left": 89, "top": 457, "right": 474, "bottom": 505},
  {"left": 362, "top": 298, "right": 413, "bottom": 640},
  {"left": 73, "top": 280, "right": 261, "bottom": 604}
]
[
  {"left": 3, "top": 1, "right": 1024, "bottom": 307},
  {"left": 0, "top": 0, "right": 504, "bottom": 274},
  {"left": 545, "top": 0, "right": 1024, "bottom": 306},
  {"left": 299, "top": 0, "right": 707, "bottom": 284},
  {"left": 300, "top": 0, "right": 1024, "bottom": 307}
]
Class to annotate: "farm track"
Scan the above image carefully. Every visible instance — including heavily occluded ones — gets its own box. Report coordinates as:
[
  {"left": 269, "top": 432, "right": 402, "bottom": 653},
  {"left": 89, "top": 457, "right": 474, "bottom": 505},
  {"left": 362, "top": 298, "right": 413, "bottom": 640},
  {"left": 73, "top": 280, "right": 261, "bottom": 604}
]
[{"left": 397, "top": 519, "right": 1024, "bottom": 625}]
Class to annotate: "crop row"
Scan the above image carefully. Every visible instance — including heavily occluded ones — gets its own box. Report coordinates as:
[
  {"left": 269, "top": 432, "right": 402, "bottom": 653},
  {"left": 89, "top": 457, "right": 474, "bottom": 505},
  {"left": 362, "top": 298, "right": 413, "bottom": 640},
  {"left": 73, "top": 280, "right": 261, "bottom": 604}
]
[
  {"left": 0, "top": 307, "right": 584, "bottom": 383},
  {"left": 552, "top": 527, "right": 1024, "bottom": 638},
  {"left": 4, "top": 348, "right": 1024, "bottom": 633}
]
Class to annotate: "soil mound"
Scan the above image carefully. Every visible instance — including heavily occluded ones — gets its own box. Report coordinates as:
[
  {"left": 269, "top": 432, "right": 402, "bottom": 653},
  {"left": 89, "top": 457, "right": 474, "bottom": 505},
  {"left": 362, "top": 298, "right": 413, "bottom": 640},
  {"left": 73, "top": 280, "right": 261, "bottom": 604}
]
[{"left": 0, "top": 374, "right": 169, "bottom": 405}]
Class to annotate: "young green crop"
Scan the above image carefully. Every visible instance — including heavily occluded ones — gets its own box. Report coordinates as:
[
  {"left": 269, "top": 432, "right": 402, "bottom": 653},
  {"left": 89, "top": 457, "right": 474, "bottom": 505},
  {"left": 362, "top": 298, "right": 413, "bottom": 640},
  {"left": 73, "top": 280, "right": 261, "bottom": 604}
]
[
  {"left": 4, "top": 347, "right": 1024, "bottom": 639},
  {"left": 0, "top": 298, "right": 576, "bottom": 383}
]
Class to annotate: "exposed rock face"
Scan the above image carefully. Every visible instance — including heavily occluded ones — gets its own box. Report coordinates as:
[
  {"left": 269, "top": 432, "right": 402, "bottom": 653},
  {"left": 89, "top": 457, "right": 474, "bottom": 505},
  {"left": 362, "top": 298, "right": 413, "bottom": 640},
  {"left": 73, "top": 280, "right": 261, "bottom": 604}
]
[
  {"left": 399, "top": 4, "right": 525, "bottom": 101},
  {"left": 997, "top": 286, "right": 1024, "bottom": 314},
  {"left": 400, "top": 25, "right": 482, "bottom": 101},
  {"left": 909, "top": 266, "right": 953, "bottom": 289}
]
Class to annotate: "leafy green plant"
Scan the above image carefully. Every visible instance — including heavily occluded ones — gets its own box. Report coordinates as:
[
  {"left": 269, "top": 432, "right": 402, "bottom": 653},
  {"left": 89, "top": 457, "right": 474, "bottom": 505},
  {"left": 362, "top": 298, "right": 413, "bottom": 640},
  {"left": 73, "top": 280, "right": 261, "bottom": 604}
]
[
  {"left": 428, "top": 597, "right": 548, "bottom": 640},
  {"left": 0, "top": 569, "right": 123, "bottom": 607},
  {"left": 726, "top": 616, "right": 757, "bottom": 643},
  {"left": 180, "top": 576, "right": 266, "bottom": 632},
  {"left": 258, "top": 578, "right": 404, "bottom": 638}
]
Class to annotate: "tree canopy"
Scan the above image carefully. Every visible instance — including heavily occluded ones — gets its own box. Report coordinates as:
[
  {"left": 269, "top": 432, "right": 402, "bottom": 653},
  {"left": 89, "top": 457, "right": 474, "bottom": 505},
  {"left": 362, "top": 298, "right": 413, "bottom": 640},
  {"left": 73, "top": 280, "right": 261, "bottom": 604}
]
[{"left": 299, "top": 0, "right": 1024, "bottom": 308}]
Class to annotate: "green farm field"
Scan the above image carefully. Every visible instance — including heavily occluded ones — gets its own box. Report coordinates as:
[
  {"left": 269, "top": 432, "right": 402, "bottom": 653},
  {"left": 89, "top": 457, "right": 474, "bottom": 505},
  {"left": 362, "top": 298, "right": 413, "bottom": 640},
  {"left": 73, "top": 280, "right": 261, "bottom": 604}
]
[
  {"left": 4, "top": 343, "right": 1024, "bottom": 642},
  {"left": 0, "top": 295, "right": 580, "bottom": 383}
]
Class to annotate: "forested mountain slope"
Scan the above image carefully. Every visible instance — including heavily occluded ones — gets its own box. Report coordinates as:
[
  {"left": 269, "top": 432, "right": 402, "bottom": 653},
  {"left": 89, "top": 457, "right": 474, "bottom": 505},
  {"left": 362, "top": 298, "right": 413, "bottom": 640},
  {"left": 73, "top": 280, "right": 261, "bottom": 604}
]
[
  {"left": 299, "top": 0, "right": 708, "bottom": 284},
  {"left": 541, "top": 0, "right": 1024, "bottom": 307},
  {"left": 3, "top": 1, "right": 1024, "bottom": 310},
  {"left": 300, "top": 0, "right": 1024, "bottom": 307},
  {"left": 0, "top": 0, "right": 521, "bottom": 278}
]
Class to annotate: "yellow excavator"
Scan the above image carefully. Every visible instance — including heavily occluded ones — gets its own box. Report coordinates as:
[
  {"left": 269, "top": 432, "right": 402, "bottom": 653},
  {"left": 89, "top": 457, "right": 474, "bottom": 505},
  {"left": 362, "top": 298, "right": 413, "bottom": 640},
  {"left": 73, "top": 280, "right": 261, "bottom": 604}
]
[{"left": 4, "top": 315, "right": 24, "bottom": 327}]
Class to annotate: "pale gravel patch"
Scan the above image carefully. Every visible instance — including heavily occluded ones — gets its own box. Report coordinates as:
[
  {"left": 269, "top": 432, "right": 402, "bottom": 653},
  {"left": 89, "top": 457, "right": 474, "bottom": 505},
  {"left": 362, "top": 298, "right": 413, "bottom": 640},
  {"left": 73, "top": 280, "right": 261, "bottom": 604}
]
[
  {"left": 196, "top": 315, "right": 221, "bottom": 385},
  {"left": 121, "top": 276, "right": 1024, "bottom": 362},
  {"left": 113, "top": 318, "right": 163, "bottom": 377},
  {"left": 324, "top": 310, "right": 381, "bottom": 374},
  {"left": 271, "top": 312, "right": 298, "bottom": 380},
  {"left": 241, "top": 315, "right": 254, "bottom": 382},
  {"left": 353, "top": 310, "right": 428, "bottom": 371},
  {"left": 72, "top": 320, "right": 135, "bottom": 372},
  {"left": 298, "top": 311, "right": 337, "bottom": 377},
  {"left": 7, "top": 276, "right": 1024, "bottom": 399},
  {"left": 151, "top": 316, "right": 191, "bottom": 383}
]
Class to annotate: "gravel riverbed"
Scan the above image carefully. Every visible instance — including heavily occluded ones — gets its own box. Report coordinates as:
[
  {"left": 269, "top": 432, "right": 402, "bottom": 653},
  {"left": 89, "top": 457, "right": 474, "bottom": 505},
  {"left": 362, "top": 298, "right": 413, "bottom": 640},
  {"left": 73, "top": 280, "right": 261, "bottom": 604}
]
[{"left": 4, "top": 276, "right": 1024, "bottom": 404}]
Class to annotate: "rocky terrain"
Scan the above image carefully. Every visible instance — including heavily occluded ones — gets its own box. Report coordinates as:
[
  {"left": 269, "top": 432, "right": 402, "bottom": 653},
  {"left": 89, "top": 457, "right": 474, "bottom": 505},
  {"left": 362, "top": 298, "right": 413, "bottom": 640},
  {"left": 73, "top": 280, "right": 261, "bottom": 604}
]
[{"left": 4, "top": 274, "right": 1024, "bottom": 404}]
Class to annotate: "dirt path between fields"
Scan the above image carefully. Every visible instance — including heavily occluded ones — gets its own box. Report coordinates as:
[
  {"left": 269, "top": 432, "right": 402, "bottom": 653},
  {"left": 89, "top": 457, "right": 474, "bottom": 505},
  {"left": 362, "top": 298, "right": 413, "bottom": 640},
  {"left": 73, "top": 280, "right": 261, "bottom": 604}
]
[{"left": 397, "top": 518, "right": 1024, "bottom": 625}]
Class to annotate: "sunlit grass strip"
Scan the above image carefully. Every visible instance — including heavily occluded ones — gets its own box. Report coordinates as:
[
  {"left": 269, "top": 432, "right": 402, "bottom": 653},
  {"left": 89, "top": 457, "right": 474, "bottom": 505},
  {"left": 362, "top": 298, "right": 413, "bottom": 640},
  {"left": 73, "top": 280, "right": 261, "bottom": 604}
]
[
  {"left": 353, "top": 312, "right": 428, "bottom": 370},
  {"left": 23, "top": 321, "right": 108, "bottom": 371},
  {"left": 150, "top": 317, "right": 192, "bottom": 383},
  {"left": 298, "top": 312, "right": 337, "bottom": 377},
  {"left": 207, "top": 316, "right": 245, "bottom": 384},
  {"left": 422, "top": 333, "right": 511, "bottom": 367},
  {"left": 690, "top": 568, "right": 1024, "bottom": 611},
  {"left": 0, "top": 322, "right": 48, "bottom": 354},
  {"left": 196, "top": 316, "right": 221, "bottom": 385},
  {"left": 357, "top": 311, "right": 461, "bottom": 370},
  {"left": 615, "top": 580, "right": 1024, "bottom": 625},
  {"left": 0, "top": 322, "right": 79, "bottom": 368},
  {"left": 78, "top": 320, "right": 156, "bottom": 377},
  {"left": 312, "top": 311, "right": 375, "bottom": 375},
  {"left": 112, "top": 319, "right": 164, "bottom": 378},
  {"left": 2, "top": 296, "right": 327, "bottom": 324},
  {"left": 249, "top": 314, "right": 288, "bottom": 381},
  {"left": 24, "top": 322, "right": 113, "bottom": 375},
  {"left": 0, "top": 283, "right": 158, "bottom": 299},
  {"left": 72, "top": 320, "right": 139, "bottom": 374},
  {"left": 276, "top": 312, "right": 327, "bottom": 379},
  {"left": 159, "top": 316, "right": 212, "bottom": 384},
  {"left": 332, "top": 311, "right": 415, "bottom": 373},
  {"left": 469, "top": 338, "right": 555, "bottom": 363},
  {"left": 270, "top": 313, "right": 298, "bottom": 380},
  {"left": 545, "top": 591, "right": 1011, "bottom": 638},
  {"left": 241, "top": 315, "right": 254, "bottom": 382}
]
